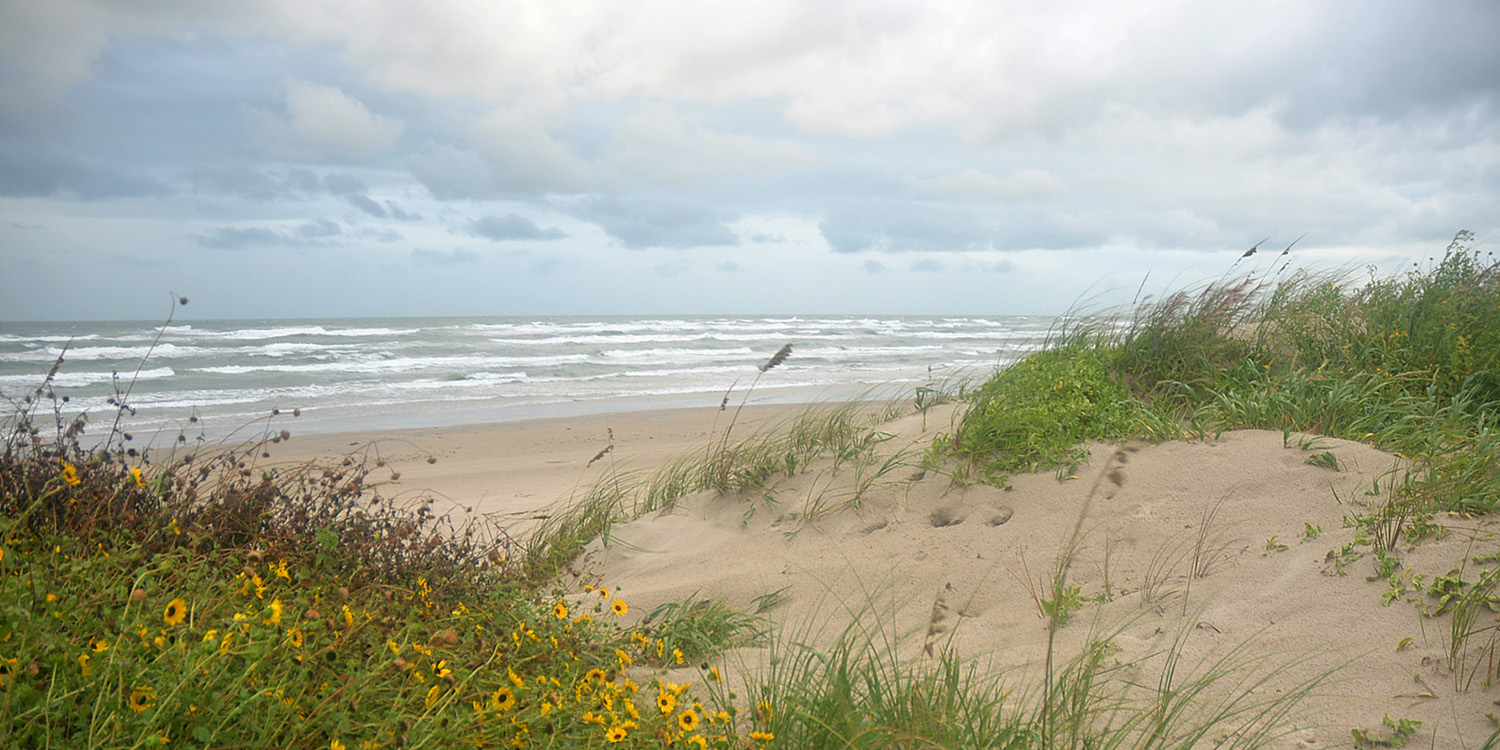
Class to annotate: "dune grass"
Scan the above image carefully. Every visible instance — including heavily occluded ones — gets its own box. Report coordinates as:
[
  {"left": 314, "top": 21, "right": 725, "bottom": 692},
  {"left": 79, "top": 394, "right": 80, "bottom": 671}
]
[{"left": 943, "top": 231, "right": 1500, "bottom": 522}]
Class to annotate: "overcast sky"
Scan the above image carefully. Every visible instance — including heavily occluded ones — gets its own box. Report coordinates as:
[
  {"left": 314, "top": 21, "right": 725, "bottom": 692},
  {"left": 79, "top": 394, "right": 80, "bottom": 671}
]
[{"left": 2, "top": 1, "right": 1496, "bottom": 321}]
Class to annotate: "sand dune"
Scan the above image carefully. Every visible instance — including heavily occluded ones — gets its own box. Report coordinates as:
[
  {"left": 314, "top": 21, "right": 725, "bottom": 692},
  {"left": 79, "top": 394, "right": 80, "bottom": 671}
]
[{"left": 281, "top": 402, "right": 1500, "bottom": 748}]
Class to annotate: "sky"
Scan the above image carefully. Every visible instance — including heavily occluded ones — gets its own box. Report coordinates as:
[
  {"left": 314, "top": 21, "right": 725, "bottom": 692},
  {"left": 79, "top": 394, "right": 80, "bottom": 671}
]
[{"left": 1, "top": 1, "right": 1496, "bottom": 321}]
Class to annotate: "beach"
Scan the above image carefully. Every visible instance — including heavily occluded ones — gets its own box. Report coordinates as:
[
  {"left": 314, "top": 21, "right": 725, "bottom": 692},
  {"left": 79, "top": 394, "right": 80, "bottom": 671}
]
[
  {"left": 270, "top": 402, "right": 809, "bottom": 529},
  {"left": 271, "top": 398, "right": 1500, "bottom": 747}
]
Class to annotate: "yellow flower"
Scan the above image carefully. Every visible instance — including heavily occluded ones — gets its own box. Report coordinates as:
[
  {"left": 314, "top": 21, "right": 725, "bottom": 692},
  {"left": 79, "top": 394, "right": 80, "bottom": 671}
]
[
  {"left": 615, "top": 649, "right": 632, "bottom": 668},
  {"left": 553, "top": 602, "right": 568, "bottom": 620},
  {"left": 584, "top": 668, "right": 606, "bottom": 683},
  {"left": 130, "top": 467, "right": 148, "bottom": 489},
  {"left": 611, "top": 599, "right": 628, "bottom": 616},
  {"left": 597, "top": 587, "right": 610, "bottom": 599},
  {"left": 606, "top": 726, "right": 627, "bottom": 743},
  {"left": 749, "top": 731, "right": 775, "bottom": 742},
  {"left": 61, "top": 461, "right": 80, "bottom": 486},
  {"left": 425, "top": 684, "right": 442, "bottom": 708},
  {"left": 508, "top": 667, "right": 524, "bottom": 688},
  {"left": 288, "top": 628, "right": 304, "bottom": 649},
  {"left": 709, "top": 665, "right": 722, "bottom": 682},
  {"left": 687, "top": 736, "right": 708, "bottom": 750},
  {"left": 129, "top": 685, "right": 156, "bottom": 713},
  {"left": 492, "top": 687, "right": 516, "bottom": 712},
  {"left": 272, "top": 560, "right": 290, "bottom": 580},
  {"left": 678, "top": 709, "right": 700, "bottom": 732},
  {"left": 79, "top": 653, "right": 91, "bottom": 677},
  {"left": 331, "top": 741, "right": 346, "bottom": 750},
  {"left": 266, "top": 598, "right": 283, "bottom": 625},
  {"left": 657, "top": 690, "right": 677, "bottom": 715},
  {"left": 163, "top": 597, "right": 187, "bottom": 626},
  {"left": 92, "top": 639, "right": 109, "bottom": 653}
]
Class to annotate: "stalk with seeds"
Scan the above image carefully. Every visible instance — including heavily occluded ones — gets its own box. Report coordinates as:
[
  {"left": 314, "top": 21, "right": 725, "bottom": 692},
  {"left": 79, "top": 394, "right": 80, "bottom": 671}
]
[{"left": 708, "top": 344, "right": 793, "bottom": 488}]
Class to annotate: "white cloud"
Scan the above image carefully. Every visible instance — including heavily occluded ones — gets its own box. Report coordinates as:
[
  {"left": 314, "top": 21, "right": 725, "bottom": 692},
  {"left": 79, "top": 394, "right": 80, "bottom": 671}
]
[
  {"left": 607, "top": 110, "right": 817, "bottom": 185},
  {"left": 250, "top": 80, "right": 404, "bottom": 159},
  {"left": 284, "top": 81, "right": 403, "bottom": 156},
  {"left": 908, "top": 168, "right": 1067, "bottom": 201}
]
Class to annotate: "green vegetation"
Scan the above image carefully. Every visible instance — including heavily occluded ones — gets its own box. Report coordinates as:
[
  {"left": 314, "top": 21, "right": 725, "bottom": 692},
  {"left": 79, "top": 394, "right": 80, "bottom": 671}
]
[{"left": 942, "top": 232, "right": 1500, "bottom": 526}]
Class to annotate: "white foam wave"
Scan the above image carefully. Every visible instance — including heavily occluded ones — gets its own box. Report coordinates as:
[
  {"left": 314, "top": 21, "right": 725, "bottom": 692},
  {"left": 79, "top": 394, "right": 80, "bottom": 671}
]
[{"left": 0, "top": 367, "right": 175, "bottom": 389}]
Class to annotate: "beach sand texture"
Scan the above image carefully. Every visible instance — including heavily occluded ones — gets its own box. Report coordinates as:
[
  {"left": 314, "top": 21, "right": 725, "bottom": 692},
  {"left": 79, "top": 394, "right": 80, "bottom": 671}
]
[{"left": 278, "top": 401, "right": 1500, "bottom": 748}]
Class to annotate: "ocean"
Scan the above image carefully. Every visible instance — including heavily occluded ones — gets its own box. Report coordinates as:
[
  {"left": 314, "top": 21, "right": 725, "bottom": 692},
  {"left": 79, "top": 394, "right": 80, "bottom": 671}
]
[{"left": 0, "top": 315, "right": 1054, "bottom": 439}]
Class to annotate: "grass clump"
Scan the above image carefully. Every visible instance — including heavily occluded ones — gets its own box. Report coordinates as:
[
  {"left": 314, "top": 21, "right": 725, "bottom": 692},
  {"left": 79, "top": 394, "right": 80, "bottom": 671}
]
[{"left": 939, "top": 341, "right": 1137, "bottom": 483}]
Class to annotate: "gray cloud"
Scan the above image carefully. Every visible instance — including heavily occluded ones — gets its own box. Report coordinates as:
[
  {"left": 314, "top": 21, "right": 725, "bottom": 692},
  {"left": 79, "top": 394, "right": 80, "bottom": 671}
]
[
  {"left": 348, "top": 193, "right": 386, "bottom": 217},
  {"left": 322, "top": 173, "right": 367, "bottom": 196},
  {"left": 0, "top": 141, "right": 165, "bottom": 198},
  {"left": 196, "top": 218, "right": 343, "bottom": 249},
  {"left": 580, "top": 196, "right": 738, "bottom": 249},
  {"left": 196, "top": 225, "right": 282, "bottom": 250},
  {"left": 819, "top": 200, "right": 996, "bottom": 254},
  {"left": 187, "top": 165, "right": 284, "bottom": 201},
  {"left": 385, "top": 201, "right": 421, "bottom": 221},
  {"left": 467, "top": 214, "right": 568, "bottom": 242}
]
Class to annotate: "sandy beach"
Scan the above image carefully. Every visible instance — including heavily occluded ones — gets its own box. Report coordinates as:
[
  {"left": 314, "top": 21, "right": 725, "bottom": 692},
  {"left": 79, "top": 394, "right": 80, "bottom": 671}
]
[
  {"left": 269, "top": 403, "right": 813, "bottom": 528},
  {"left": 268, "top": 399, "right": 1500, "bottom": 748}
]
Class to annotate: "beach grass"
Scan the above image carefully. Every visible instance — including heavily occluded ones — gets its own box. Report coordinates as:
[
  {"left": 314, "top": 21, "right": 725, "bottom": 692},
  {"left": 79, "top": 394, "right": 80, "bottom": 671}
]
[{"left": 943, "top": 231, "right": 1500, "bottom": 522}]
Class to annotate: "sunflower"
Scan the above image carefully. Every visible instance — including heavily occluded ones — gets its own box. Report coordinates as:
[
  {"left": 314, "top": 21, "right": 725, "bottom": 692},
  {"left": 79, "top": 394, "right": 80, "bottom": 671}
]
[
  {"left": 749, "top": 731, "right": 775, "bottom": 742},
  {"left": 163, "top": 597, "right": 187, "bottom": 626},
  {"left": 553, "top": 602, "right": 568, "bottom": 620},
  {"left": 657, "top": 690, "right": 677, "bottom": 715},
  {"left": 60, "top": 461, "right": 80, "bottom": 486},
  {"left": 130, "top": 467, "right": 148, "bottom": 489},
  {"left": 128, "top": 685, "right": 155, "bottom": 712},
  {"left": 606, "top": 726, "right": 628, "bottom": 743},
  {"left": 611, "top": 599, "right": 628, "bottom": 616},
  {"left": 584, "top": 668, "right": 606, "bottom": 683},
  {"left": 678, "top": 709, "right": 700, "bottom": 732},
  {"left": 287, "top": 628, "right": 304, "bottom": 649},
  {"left": 492, "top": 687, "right": 516, "bottom": 711}
]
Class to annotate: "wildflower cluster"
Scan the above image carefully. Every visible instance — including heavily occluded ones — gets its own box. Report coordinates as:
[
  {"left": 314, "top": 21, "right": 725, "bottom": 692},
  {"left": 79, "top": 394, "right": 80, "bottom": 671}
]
[{"left": 0, "top": 384, "right": 769, "bottom": 748}]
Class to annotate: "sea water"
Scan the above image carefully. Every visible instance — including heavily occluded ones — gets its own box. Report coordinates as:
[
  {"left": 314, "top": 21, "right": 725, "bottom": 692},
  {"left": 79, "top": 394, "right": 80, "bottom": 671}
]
[{"left": 0, "top": 315, "right": 1054, "bottom": 438}]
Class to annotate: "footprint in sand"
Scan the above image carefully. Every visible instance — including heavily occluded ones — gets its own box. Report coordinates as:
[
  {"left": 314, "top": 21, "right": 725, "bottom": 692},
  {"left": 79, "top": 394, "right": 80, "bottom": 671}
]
[{"left": 929, "top": 507, "right": 965, "bottom": 527}]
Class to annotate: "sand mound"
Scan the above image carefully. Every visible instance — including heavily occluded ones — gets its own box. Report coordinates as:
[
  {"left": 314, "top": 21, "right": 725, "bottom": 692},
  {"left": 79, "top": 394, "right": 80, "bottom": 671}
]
[{"left": 584, "top": 404, "right": 1500, "bottom": 748}]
